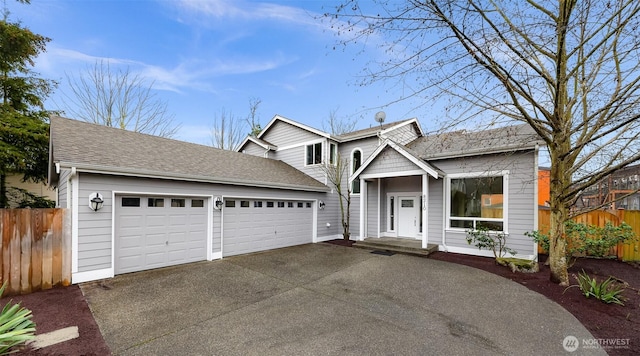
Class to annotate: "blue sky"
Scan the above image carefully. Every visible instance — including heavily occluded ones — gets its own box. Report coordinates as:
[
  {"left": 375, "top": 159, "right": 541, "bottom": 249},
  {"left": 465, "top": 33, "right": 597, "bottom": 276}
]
[{"left": 10, "top": 0, "right": 434, "bottom": 145}]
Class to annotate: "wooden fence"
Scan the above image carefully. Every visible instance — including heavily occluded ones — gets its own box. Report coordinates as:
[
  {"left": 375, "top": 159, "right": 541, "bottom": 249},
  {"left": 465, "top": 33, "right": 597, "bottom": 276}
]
[
  {"left": 1, "top": 209, "right": 71, "bottom": 296},
  {"left": 538, "top": 209, "right": 640, "bottom": 261}
]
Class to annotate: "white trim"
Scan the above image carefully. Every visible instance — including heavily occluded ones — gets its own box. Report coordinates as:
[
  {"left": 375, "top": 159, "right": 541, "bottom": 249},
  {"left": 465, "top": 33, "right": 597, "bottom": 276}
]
[
  {"left": 111, "top": 191, "right": 214, "bottom": 274},
  {"left": 259, "top": 114, "right": 331, "bottom": 140},
  {"left": 361, "top": 170, "right": 426, "bottom": 180},
  {"left": 446, "top": 170, "right": 509, "bottom": 233},
  {"left": 441, "top": 178, "right": 447, "bottom": 249},
  {"left": 349, "top": 140, "right": 439, "bottom": 185},
  {"left": 71, "top": 169, "right": 79, "bottom": 274},
  {"left": 350, "top": 147, "right": 363, "bottom": 194},
  {"left": 422, "top": 174, "right": 428, "bottom": 249},
  {"left": 386, "top": 194, "right": 397, "bottom": 235},
  {"left": 211, "top": 251, "right": 222, "bottom": 260},
  {"left": 278, "top": 137, "right": 324, "bottom": 154},
  {"left": 303, "top": 140, "right": 325, "bottom": 167},
  {"left": 359, "top": 178, "right": 366, "bottom": 241},
  {"left": 380, "top": 117, "right": 424, "bottom": 137},
  {"left": 377, "top": 178, "right": 381, "bottom": 238},
  {"left": 72, "top": 268, "right": 113, "bottom": 284},
  {"left": 220, "top": 194, "right": 318, "bottom": 256},
  {"left": 533, "top": 144, "right": 540, "bottom": 262}
]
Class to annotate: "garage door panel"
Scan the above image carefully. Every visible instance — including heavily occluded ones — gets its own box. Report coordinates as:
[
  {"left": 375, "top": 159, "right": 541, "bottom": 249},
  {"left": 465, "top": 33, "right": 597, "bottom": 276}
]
[
  {"left": 223, "top": 200, "right": 313, "bottom": 257},
  {"left": 115, "top": 195, "right": 208, "bottom": 274}
]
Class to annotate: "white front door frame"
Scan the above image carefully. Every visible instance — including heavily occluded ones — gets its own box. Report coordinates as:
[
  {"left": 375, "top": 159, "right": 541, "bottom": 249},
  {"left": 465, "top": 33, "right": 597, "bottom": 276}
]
[{"left": 398, "top": 196, "right": 419, "bottom": 238}]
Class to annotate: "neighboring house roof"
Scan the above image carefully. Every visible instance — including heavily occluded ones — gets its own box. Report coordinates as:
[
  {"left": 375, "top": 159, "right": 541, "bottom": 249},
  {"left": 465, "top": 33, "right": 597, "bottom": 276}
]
[
  {"left": 407, "top": 124, "right": 543, "bottom": 160},
  {"left": 335, "top": 118, "right": 422, "bottom": 141},
  {"left": 48, "top": 116, "right": 328, "bottom": 192}
]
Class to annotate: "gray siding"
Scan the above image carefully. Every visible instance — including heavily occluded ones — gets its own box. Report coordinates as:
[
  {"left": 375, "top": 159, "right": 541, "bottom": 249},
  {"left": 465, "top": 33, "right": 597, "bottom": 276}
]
[
  {"left": 262, "top": 121, "right": 321, "bottom": 147},
  {"left": 242, "top": 141, "right": 267, "bottom": 157},
  {"left": 428, "top": 176, "right": 444, "bottom": 245},
  {"left": 384, "top": 123, "right": 420, "bottom": 145},
  {"left": 75, "top": 173, "right": 330, "bottom": 273},
  {"left": 366, "top": 179, "right": 379, "bottom": 237},
  {"left": 272, "top": 145, "right": 326, "bottom": 183},
  {"left": 57, "top": 169, "right": 70, "bottom": 208},
  {"left": 363, "top": 147, "right": 421, "bottom": 176},
  {"left": 435, "top": 151, "right": 537, "bottom": 256}
]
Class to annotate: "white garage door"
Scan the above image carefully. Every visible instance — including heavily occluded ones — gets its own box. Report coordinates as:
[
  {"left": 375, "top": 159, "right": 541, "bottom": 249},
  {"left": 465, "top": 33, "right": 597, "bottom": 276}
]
[
  {"left": 223, "top": 199, "right": 313, "bottom": 256},
  {"left": 115, "top": 195, "right": 208, "bottom": 274}
]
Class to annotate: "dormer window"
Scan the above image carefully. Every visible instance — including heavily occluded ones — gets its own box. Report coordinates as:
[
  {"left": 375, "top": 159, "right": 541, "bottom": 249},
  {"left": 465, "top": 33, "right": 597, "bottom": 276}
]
[
  {"left": 329, "top": 143, "right": 337, "bottom": 165},
  {"left": 306, "top": 142, "right": 322, "bottom": 165}
]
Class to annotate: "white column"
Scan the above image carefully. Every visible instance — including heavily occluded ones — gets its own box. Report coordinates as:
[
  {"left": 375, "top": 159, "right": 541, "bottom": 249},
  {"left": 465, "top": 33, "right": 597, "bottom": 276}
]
[
  {"left": 359, "top": 178, "right": 366, "bottom": 241},
  {"left": 377, "top": 178, "right": 381, "bottom": 238},
  {"left": 422, "top": 174, "right": 429, "bottom": 249}
]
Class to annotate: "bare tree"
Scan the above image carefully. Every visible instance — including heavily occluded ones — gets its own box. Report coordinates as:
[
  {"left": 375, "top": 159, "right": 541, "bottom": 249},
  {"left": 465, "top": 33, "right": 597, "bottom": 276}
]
[
  {"left": 210, "top": 108, "right": 244, "bottom": 151},
  {"left": 322, "top": 107, "right": 357, "bottom": 135},
  {"left": 329, "top": 1, "right": 640, "bottom": 285},
  {"left": 62, "top": 60, "right": 179, "bottom": 137},
  {"left": 246, "top": 97, "right": 262, "bottom": 137},
  {"left": 319, "top": 153, "right": 351, "bottom": 240}
]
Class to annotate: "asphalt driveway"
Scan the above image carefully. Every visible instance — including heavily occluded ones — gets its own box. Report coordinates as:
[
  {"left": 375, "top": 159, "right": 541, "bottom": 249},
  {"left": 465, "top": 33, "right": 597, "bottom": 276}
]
[{"left": 81, "top": 243, "right": 604, "bottom": 355}]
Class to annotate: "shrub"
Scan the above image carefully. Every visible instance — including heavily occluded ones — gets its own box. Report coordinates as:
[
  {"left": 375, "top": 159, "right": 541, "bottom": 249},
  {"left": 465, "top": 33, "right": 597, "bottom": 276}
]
[
  {"left": 574, "top": 270, "right": 626, "bottom": 306},
  {"left": 466, "top": 227, "right": 517, "bottom": 259},
  {"left": 526, "top": 220, "right": 637, "bottom": 265},
  {"left": 0, "top": 283, "right": 36, "bottom": 355}
]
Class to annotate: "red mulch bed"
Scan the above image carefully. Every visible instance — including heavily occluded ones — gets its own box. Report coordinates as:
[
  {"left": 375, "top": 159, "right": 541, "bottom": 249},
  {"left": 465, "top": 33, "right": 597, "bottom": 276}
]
[
  {"left": 326, "top": 239, "right": 640, "bottom": 356},
  {"left": 0, "top": 285, "right": 110, "bottom": 355}
]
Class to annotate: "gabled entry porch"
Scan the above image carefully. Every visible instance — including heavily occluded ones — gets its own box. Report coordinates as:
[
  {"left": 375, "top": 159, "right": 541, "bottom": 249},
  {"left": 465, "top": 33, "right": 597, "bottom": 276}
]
[{"left": 349, "top": 140, "right": 443, "bottom": 250}]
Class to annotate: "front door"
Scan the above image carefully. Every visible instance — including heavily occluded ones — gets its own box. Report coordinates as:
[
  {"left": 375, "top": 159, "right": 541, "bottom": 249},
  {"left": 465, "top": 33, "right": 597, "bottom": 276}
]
[{"left": 398, "top": 196, "right": 418, "bottom": 238}]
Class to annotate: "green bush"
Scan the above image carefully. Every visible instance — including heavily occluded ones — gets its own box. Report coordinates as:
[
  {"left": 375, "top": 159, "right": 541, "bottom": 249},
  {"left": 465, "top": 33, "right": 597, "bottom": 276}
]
[
  {"left": 526, "top": 220, "right": 637, "bottom": 265},
  {"left": 466, "top": 227, "right": 517, "bottom": 259},
  {"left": 574, "top": 270, "right": 626, "bottom": 305},
  {"left": 0, "top": 283, "right": 36, "bottom": 355}
]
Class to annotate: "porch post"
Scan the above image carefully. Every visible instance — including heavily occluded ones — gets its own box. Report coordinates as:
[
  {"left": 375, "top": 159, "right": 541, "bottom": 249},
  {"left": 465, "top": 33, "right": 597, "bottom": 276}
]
[
  {"left": 359, "top": 178, "right": 366, "bottom": 241},
  {"left": 422, "top": 174, "right": 428, "bottom": 248}
]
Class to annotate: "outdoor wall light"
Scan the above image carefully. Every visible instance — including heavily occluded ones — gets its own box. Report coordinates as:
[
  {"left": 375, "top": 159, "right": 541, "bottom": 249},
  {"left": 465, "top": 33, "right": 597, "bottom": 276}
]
[
  {"left": 89, "top": 192, "right": 104, "bottom": 212},
  {"left": 318, "top": 200, "right": 325, "bottom": 210},
  {"left": 214, "top": 197, "right": 223, "bottom": 210}
]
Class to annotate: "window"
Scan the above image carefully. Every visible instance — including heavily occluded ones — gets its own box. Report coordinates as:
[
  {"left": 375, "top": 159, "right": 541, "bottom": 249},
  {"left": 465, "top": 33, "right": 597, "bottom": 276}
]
[
  {"left": 297, "top": 202, "right": 304, "bottom": 208},
  {"left": 171, "top": 198, "right": 186, "bottom": 207},
  {"left": 277, "top": 201, "right": 285, "bottom": 208},
  {"left": 240, "top": 200, "right": 250, "bottom": 207},
  {"left": 306, "top": 142, "right": 322, "bottom": 165},
  {"left": 351, "top": 149, "right": 362, "bottom": 194},
  {"left": 306, "top": 202, "right": 312, "bottom": 208},
  {"left": 267, "top": 201, "right": 274, "bottom": 208},
  {"left": 122, "top": 197, "right": 140, "bottom": 207},
  {"left": 254, "top": 201, "right": 263, "bottom": 208},
  {"left": 225, "top": 200, "right": 236, "bottom": 208},
  {"left": 287, "top": 202, "right": 294, "bottom": 208},
  {"left": 388, "top": 196, "right": 395, "bottom": 231},
  {"left": 191, "top": 199, "right": 204, "bottom": 208},
  {"left": 449, "top": 174, "right": 506, "bottom": 231},
  {"left": 329, "top": 143, "right": 337, "bottom": 165},
  {"left": 148, "top": 198, "right": 164, "bottom": 207}
]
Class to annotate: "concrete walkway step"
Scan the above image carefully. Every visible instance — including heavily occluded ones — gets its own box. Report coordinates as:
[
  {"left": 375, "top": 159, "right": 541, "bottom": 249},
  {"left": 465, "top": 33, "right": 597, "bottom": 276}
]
[{"left": 353, "top": 239, "right": 438, "bottom": 257}]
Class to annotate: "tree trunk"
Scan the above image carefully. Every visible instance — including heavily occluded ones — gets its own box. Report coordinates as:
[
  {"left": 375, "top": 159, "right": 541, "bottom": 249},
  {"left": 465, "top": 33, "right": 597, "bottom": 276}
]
[
  {"left": 547, "top": 140, "right": 571, "bottom": 286},
  {"left": 343, "top": 193, "right": 351, "bottom": 240}
]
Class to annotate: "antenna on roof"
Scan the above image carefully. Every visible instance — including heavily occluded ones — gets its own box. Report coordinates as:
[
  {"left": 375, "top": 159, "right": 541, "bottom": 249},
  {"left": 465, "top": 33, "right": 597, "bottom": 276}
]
[{"left": 374, "top": 111, "right": 386, "bottom": 129}]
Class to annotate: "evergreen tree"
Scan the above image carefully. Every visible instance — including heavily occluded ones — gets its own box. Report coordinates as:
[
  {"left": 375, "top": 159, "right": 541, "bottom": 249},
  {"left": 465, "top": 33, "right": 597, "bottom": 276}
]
[{"left": 0, "top": 3, "right": 56, "bottom": 208}]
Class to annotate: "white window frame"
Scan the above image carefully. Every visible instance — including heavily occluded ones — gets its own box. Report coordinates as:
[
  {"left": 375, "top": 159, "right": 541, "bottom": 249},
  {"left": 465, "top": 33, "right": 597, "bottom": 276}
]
[
  {"left": 446, "top": 171, "right": 509, "bottom": 233},
  {"left": 305, "top": 141, "right": 323, "bottom": 166},
  {"left": 350, "top": 148, "right": 363, "bottom": 195},
  {"left": 329, "top": 143, "right": 337, "bottom": 165}
]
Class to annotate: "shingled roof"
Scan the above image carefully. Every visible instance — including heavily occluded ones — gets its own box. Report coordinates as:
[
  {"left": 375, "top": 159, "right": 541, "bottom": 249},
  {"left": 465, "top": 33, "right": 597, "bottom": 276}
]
[
  {"left": 407, "top": 124, "right": 543, "bottom": 160},
  {"left": 49, "top": 116, "right": 328, "bottom": 192}
]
